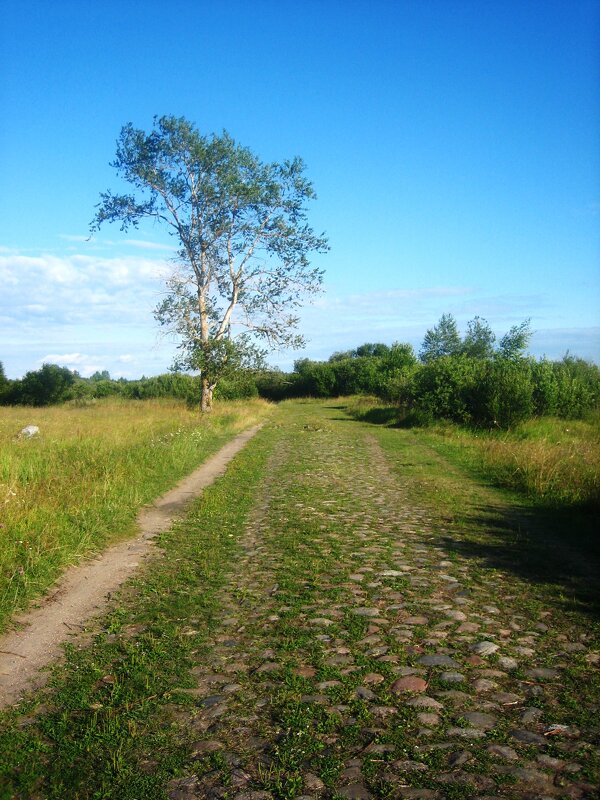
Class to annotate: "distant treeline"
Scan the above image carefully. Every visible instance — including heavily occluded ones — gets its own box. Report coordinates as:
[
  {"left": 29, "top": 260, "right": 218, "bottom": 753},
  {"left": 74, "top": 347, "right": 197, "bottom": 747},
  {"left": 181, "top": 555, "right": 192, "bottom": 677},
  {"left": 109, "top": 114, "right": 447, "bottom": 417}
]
[
  {"left": 0, "top": 363, "right": 257, "bottom": 408},
  {"left": 2, "top": 315, "right": 599, "bottom": 428}
]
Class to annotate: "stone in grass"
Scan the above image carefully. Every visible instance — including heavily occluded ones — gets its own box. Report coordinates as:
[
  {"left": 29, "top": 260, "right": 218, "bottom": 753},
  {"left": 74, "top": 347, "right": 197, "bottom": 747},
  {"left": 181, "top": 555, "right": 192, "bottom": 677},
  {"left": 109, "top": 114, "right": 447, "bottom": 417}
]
[
  {"left": 440, "top": 671, "right": 465, "bottom": 683},
  {"left": 362, "top": 672, "right": 385, "bottom": 685},
  {"left": 406, "top": 696, "right": 444, "bottom": 710},
  {"left": 352, "top": 607, "right": 381, "bottom": 617},
  {"left": 446, "top": 727, "right": 486, "bottom": 739},
  {"left": 390, "top": 675, "right": 428, "bottom": 694},
  {"left": 448, "top": 750, "right": 472, "bottom": 767},
  {"left": 19, "top": 425, "right": 40, "bottom": 438},
  {"left": 390, "top": 760, "right": 429, "bottom": 773},
  {"left": 355, "top": 686, "right": 376, "bottom": 700},
  {"left": 417, "top": 712, "right": 441, "bottom": 726},
  {"left": 304, "top": 773, "right": 325, "bottom": 793},
  {"left": 487, "top": 744, "right": 519, "bottom": 760},
  {"left": 472, "top": 678, "right": 498, "bottom": 692},
  {"left": 462, "top": 712, "right": 497, "bottom": 730},
  {"left": 498, "top": 656, "right": 518, "bottom": 671},
  {"left": 471, "top": 641, "right": 500, "bottom": 656},
  {"left": 417, "top": 654, "right": 461, "bottom": 668},
  {"left": 509, "top": 768, "right": 553, "bottom": 788},
  {"left": 520, "top": 707, "right": 544, "bottom": 724},
  {"left": 336, "top": 784, "right": 373, "bottom": 799},
  {"left": 509, "top": 728, "right": 547, "bottom": 746},
  {"left": 491, "top": 691, "right": 524, "bottom": 705},
  {"left": 525, "top": 667, "right": 560, "bottom": 680}
]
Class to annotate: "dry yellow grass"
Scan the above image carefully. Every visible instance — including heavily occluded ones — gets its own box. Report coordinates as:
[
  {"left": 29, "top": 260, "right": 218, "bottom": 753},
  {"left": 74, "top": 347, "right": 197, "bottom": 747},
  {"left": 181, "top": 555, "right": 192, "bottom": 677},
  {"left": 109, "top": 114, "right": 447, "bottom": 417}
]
[{"left": 475, "top": 419, "right": 600, "bottom": 505}]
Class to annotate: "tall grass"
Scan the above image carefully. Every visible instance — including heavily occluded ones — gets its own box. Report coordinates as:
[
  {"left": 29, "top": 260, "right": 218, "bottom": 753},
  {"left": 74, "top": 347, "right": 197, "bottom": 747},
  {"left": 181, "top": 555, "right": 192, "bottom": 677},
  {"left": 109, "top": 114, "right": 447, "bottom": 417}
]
[
  {"left": 472, "top": 416, "right": 600, "bottom": 506},
  {"left": 0, "top": 398, "right": 271, "bottom": 632},
  {"left": 345, "top": 396, "right": 600, "bottom": 508}
]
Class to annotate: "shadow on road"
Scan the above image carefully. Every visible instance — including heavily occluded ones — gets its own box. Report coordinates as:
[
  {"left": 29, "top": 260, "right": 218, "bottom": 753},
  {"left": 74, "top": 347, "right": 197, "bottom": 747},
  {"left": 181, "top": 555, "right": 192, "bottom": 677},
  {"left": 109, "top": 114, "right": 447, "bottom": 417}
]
[{"left": 439, "top": 501, "right": 600, "bottom": 619}]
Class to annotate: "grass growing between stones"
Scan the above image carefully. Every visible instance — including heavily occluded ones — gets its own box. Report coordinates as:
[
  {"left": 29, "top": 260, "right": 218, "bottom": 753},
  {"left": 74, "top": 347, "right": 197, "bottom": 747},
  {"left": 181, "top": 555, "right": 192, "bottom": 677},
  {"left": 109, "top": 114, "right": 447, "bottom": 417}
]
[
  {"left": 0, "top": 398, "right": 271, "bottom": 632},
  {"left": 1, "top": 399, "right": 598, "bottom": 799}
]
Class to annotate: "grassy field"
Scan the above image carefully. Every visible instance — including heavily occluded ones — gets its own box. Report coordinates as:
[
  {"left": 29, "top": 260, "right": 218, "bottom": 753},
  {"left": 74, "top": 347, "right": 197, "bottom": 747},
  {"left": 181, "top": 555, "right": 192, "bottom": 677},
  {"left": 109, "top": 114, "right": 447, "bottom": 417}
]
[
  {"left": 0, "top": 398, "right": 272, "bottom": 633},
  {"left": 346, "top": 396, "right": 600, "bottom": 508},
  {"left": 0, "top": 400, "right": 598, "bottom": 799}
]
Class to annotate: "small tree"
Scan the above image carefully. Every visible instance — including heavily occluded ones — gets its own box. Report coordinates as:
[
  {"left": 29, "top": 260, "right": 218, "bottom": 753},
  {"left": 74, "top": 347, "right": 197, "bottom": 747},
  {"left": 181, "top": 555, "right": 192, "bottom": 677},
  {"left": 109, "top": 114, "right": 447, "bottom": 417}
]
[
  {"left": 419, "top": 313, "right": 461, "bottom": 362},
  {"left": 92, "top": 115, "right": 328, "bottom": 411},
  {"left": 461, "top": 316, "right": 496, "bottom": 359},
  {"left": 497, "top": 319, "right": 532, "bottom": 359}
]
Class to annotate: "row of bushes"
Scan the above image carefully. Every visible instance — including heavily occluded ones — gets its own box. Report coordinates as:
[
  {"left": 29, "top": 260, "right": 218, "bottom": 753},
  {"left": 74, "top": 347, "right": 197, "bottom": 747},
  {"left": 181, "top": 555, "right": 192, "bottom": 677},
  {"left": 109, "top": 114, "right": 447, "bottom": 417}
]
[{"left": 256, "top": 350, "right": 600, "bottom": 428}]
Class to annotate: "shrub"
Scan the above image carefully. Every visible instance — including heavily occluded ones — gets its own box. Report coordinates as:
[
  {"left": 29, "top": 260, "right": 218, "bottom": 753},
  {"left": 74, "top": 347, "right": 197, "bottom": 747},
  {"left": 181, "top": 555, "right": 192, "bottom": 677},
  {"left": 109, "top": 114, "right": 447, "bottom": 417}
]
[{"left": 4, "top": 364, "right": 77, "bottom": 406}]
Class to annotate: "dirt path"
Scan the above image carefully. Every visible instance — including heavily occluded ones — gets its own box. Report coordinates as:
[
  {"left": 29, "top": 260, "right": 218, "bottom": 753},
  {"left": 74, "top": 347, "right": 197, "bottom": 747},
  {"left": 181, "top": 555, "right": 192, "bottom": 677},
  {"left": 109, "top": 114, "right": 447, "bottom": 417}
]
[{"left": 0, "top": 424, "right": 262, "bottom": 709}]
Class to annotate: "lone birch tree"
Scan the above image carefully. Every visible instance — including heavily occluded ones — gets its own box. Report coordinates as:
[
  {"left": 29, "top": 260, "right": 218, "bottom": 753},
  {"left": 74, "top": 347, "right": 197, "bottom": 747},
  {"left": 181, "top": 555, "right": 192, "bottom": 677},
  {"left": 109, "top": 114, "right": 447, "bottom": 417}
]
[{"left": 91, "top": 115, "right": 328, "bottom": 411}]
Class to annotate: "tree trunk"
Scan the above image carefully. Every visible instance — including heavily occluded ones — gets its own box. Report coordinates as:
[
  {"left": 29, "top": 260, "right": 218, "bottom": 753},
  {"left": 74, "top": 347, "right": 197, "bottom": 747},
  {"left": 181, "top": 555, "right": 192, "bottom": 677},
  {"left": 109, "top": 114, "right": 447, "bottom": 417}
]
[{"left": 201, "top": 378, "right": 214, "bottom": 413}]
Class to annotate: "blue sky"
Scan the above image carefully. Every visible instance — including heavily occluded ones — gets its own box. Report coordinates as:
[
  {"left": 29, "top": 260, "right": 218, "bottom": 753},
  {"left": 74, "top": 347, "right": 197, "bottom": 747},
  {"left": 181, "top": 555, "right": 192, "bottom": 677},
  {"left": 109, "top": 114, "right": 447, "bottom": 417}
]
[{"left": 1, "top": 0, "right": 598, "bottom": 378}]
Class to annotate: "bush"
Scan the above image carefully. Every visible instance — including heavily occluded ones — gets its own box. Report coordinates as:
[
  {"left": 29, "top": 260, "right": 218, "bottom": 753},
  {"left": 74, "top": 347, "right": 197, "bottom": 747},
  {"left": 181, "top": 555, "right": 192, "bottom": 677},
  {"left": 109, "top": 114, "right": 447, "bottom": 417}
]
[
  {"left": 473, "top": 358, "right": 534, "bottom": 428},
  {"left": 409, "top": 356, "right": 479, "bottom": 424},
  {"left": 4, "top": 364, "right": 77, "bottom": 406}
]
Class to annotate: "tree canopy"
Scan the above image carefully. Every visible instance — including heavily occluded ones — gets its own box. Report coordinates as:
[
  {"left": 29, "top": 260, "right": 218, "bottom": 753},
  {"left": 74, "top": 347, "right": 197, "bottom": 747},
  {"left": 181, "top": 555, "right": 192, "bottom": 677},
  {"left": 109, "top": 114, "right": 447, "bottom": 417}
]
[{"left": 91, "top": 115, "right": 328, "bottom": 410}]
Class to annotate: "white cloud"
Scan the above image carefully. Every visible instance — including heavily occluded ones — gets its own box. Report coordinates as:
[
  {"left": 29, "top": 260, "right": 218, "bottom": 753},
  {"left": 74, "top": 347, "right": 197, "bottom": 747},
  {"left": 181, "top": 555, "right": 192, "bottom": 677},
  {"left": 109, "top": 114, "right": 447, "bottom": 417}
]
[
  {"left": 117, "top": 354, "right": 134, "bottom": 363},
  {"left": 124, "top": 239, "right": 175, "bottom": 251},
  {"left": 41, "top": 353, "right": 88, "bottom": 365}
]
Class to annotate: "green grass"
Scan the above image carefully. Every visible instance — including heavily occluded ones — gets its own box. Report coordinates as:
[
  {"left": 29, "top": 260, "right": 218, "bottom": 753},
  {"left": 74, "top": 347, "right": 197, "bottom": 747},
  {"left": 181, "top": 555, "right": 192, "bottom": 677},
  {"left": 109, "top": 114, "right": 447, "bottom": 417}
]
[
  {"left": 1, "top": 399, "right": 598, "bottom": 799},
  {"left": 0, "top": 418, "right": 275, "bottom": 799},
  {"left": 0, "top": 398, "right": 271, "bottom": 632},
  {"left": 344, "top": 395, "right": 600, "bottom": 508}
]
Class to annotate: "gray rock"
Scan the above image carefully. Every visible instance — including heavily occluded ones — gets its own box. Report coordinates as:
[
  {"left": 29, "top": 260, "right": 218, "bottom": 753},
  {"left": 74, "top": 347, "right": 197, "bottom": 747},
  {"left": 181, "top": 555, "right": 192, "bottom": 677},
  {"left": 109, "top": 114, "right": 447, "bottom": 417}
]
[
  {"left": 352, "top": 607, "right": 381, "bottom": 617},
  {"left": 447, "top": 727, "right": 486, "bottom": 739},
  {"left": 336, "top": 785, "right": 372, "bottom": 799},
  {"left": 463, "top": 712, "right": 497, "bottom": 730},
  {"left": 390, "top": 759, "right": 429, "bottom": 773},
  {"left": 497, "top": 656, "right": 518, "bottom": 670},
  {"left": 405, "top": 695, "right": 444, "bottom": 710},
  {"left": 304, "top": 773, "right": 325, "bottom": 793},
  {"left": 526, "top": 667, "right": 560, "bottom": 679},
  {"left": 440, "top": 671, "right": 465, "bottom": 683},
  {"left": 448, "top": 750, "right": 472, "bottom": 766},
  {"left": 417, "top": 654, "right": 461, "bottom": 668},
  {"left": 490, "top": 691, "right": 524, "bottom": 705},
  {"left": 520, "top": 707, "right": 544, "bottom": 724},
  {"left": 487, "top": 744, "right": 519, "bottom": 760},
  {"left": 509, "top": 767, "right": 552, "bottom": 787},
  {"left": 509, "top": 728, "right": 547, "bottom": 746},
  {"left": 471, "top": 641, "right": 499, "bottom": 656},
  {"left": 355, "top": 686, "right": 376, "bottom": 700}
]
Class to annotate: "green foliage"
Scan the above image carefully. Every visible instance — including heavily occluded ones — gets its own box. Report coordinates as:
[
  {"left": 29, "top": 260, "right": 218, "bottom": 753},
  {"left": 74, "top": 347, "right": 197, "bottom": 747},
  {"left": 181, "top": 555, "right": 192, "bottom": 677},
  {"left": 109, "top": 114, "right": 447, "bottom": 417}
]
[
  {"left": 460, "top": 316, "right": 496, "bottom": 359},
  {"left": 498, "top": 318, "right": 532, "bottom": 359},
  {"left": 419, "top": 313, "right": 461, "bottom": 362},
  {"left": 0, "top": 362, "right": 8, "bottom": 403},
  {"left": 409, "top": 355, "right": 480, "bottom": 423},
  {"left": 5, "top": 364, "right": 76, "bottom": 406},
  {"left": 474, "top": 357, "right": 534, "bottom": 428}
]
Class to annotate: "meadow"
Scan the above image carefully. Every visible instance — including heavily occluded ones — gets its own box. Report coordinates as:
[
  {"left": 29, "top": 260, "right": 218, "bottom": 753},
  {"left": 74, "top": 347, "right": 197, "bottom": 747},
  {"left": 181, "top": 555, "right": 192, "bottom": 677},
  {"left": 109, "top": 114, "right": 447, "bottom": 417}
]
[
  {"left": 346, "top": 395, "right": 600, "bottom": 509},
  {"left": 1, "top": 400, "right": 598, "bottom": 799},
  {"left": 0, "top": 398, "right": 271, "bottom": 633}
]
